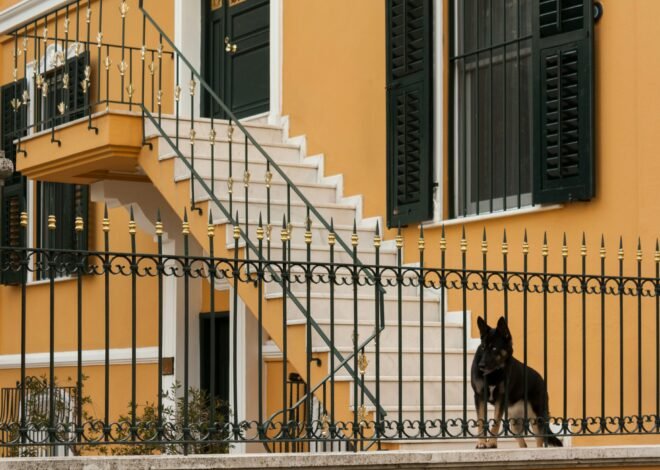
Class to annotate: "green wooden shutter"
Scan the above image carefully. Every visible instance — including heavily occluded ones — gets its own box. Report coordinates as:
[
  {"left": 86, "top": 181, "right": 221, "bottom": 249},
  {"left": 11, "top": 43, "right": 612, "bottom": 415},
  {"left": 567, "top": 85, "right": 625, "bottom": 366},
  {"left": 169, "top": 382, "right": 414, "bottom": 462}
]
[
  {"left": 533, "top": 0, "right": 594, "bottom": 204},
  {"left": 386, "top": 0, "right": 433, "bottom": 227},
  {"left": 1, "top": 80, "right": 27, "bottom": 285},
  {"left": 0, "top": 179, "right": 26, "bottom": 285}
]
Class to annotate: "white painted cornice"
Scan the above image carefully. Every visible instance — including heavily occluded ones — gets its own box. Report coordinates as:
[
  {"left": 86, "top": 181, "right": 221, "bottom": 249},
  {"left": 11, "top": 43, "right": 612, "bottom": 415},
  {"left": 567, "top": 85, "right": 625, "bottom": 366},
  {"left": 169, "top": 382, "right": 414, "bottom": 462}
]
[{"left": 0, "top": 0, "right": 72, "bottom": 35}]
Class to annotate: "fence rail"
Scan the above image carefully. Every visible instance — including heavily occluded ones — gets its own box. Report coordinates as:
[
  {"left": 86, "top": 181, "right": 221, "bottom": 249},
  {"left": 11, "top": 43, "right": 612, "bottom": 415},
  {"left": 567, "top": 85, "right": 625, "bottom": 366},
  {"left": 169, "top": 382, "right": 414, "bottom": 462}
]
[{"left": 1, "top": 212, "right": 660, "bottom": 454}]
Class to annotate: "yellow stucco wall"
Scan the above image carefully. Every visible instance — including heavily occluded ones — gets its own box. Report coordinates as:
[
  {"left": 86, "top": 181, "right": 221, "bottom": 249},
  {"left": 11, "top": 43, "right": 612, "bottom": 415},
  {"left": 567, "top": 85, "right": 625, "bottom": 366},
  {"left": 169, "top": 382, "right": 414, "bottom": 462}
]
[
  {"left": 2, "top": 0, "right": 660, "bottom": 453},
  {"left": 281, "top": 0, "right": 660, "bottom": 445}
]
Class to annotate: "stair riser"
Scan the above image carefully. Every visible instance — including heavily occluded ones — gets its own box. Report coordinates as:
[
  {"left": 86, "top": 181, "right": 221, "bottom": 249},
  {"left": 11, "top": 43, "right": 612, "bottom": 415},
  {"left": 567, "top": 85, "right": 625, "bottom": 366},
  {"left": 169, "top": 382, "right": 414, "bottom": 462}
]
[
  {"left": 204, "top": 200, "right": 358, "bottom": 227},
  {"left": 151, "top": 120, "right": 284, "bottom": 144},
  {"left": 345, "top": 381, "right": 469, "bottom": 407},
  {"left": 192, "top": 179, "right": 338, "bottom": 205},
  {"left": 161, "top": 138, "right": 302, "bottom": 163},
  {"left": 284, "top": 297, "right": 444, "bottom": 323},
  {"left": 261, "top": 246, "right": 398, "bottom": 265},
  {"left": 334, "top": 350, "right": 475, "bottom": 378},
  {"left": 266, "top": 279, "right": 423, "bottom": 299},
  {"left": 175, "top": 158, "right": 319, "bottom": 185},
  {"left": 307, "top": 324, "right": 471, "bottom": 353},
  {"left": 210, "top": 221, "right": 388, "bottom": 251}
]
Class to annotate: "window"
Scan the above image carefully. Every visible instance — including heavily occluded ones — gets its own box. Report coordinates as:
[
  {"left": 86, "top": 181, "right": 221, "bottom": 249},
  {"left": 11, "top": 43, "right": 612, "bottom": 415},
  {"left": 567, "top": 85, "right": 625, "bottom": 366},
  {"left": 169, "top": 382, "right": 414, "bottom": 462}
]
[
  {"left": 0, "top": 51, "right": 90, "bottom": 284},
  {"left": 450, "top": 0, "right": 595, "bottom": 218}
]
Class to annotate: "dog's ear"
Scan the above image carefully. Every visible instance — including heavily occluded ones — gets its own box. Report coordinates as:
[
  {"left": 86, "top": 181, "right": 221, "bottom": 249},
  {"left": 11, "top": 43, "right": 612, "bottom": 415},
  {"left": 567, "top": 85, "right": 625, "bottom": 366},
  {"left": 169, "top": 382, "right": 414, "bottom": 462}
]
[
  {"left": 477, "top": 316, "right": 488, "bottom": 337},
  {"left": 496, "top": 316, "right": 511, "bottom": 339}
]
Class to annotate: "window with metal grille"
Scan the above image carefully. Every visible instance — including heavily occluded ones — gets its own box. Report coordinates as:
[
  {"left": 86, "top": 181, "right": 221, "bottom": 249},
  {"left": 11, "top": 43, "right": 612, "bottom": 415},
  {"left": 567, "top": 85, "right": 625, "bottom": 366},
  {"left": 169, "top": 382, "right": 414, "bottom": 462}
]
[
  {"left": 450, "top": 0, "right": 533, "bottom": 217},
  {"left": 450, "top": 0, "right": 595, "bottom": 217}
]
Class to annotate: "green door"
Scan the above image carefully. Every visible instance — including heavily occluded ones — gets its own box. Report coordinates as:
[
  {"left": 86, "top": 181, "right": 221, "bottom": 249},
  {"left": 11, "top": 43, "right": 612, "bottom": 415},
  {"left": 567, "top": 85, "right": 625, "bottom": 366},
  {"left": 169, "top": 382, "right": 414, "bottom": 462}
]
[{"left": 202, "top": 0, "right": 270, "bottom": 119}]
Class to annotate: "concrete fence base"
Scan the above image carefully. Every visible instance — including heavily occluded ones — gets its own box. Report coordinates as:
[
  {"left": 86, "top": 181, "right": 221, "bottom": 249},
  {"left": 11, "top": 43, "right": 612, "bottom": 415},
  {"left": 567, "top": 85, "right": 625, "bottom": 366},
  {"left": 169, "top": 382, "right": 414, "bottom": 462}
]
[{"left": 2, "top": 446, "right": 660, "bottom": 470}]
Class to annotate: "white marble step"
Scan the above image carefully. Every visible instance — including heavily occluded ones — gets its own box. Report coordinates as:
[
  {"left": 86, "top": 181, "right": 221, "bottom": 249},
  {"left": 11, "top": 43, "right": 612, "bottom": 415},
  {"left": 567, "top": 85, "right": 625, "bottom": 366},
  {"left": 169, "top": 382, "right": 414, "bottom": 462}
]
[
  {"left": 149, "top": 116, "right": 285, "bottom": 144},
  {"left": 199, "top": 196, "right": 358, "bottom": 226},
  {"left": 290, "top": 319, "right": 470, "bottom": 353},
  {"left": 275, "top": 293, "right": 445, "bottom": 323},
  {"left": 156, "top": 135, "right": 302, "bottom": 163},
  {"left": 331, "top": 348, "right": 476, "bottom": 378},
  {"left": 191, "top": 177, "right": 338, "bottom": 205},
  {"left": 171, "top": 155, "right": 320, "bottom": 185}
]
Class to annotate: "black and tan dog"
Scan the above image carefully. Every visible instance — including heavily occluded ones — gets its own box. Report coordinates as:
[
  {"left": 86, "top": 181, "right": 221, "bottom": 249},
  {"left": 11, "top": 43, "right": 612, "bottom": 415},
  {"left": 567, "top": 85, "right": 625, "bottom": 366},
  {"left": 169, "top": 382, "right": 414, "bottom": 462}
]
[{"left": 471, "top": 316, "right": 562, "bottom": 449}]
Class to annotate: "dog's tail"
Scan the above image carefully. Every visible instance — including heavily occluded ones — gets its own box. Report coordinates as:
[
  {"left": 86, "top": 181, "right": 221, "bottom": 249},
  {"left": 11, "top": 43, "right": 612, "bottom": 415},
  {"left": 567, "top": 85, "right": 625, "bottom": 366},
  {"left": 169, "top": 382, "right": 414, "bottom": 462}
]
[
  {"left": 545, "top": 433, "right": 563, "bottom": 447},
  {"left": 540, "top": 416, "right": 563, "bottom": 447}
]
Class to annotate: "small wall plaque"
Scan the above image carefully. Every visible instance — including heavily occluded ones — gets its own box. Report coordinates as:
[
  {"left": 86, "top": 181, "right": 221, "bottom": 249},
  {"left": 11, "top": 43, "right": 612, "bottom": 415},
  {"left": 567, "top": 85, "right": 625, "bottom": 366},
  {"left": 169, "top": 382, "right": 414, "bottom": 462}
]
[{"left": 162, "top": 357, "right": 174, "bottom": 376}]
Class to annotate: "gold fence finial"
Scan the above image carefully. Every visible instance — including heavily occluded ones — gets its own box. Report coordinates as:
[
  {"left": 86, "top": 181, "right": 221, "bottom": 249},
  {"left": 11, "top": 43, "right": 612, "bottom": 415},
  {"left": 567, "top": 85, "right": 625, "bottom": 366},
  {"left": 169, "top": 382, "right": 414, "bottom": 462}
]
[
  {"left": 155, "top": 209, "right": 163, "bottom": 236},
  {"left": 256, "top": 213, "right": 264, "bottom": 241},
  {"left": 481, "top": 227, "right": 487, "bottom": 254},
  {"left": 523, "top": 229, "right": 529, "bottom": 255},
  {"left": 542, "top": 231, "right": 548, "bottom": 257},
  {"left": 502, "top": 229, "right": 509, "bottom": 255},
  {"left": 351, "top": 219, "right": 358, "bottom": 247},
  {"left": 440, "top": 224, "right": 446, "bottom": 252},
  {"left": 301, "top": 217, "right": 310, "bottom": 246},
  {"left": 373, "top": 220, "right": 381, "bottom": 248},
  {"left": 328, "top": 218, "right": 336, "bottom": 246},
  {"left": 128, "top": 206, "right": 136, "bottom": 235},
  {"left": 600, "top": 235, "right": 606, "bottom": 259},
  {"left": 103, "top": 203, "right": 110, "bottom": 233},
  {"left": 460, "top": 226, "right": 467, "bottom": 253},
  {"left": 281, "top": 215, "right": 289, "bottom": 242},
  {"left": 233, "top": 212, "right": 240, "bottom": 240},
  {"left": 618, "top": 236, "right": 624, "bottom": 260},
  {"left": 561, "top": 232, "right": 567, "bottom": 258},
  {"left": 655, "top": 239, "right": 660, "bottom": 263},
  {"left": 637, "top": 238, "right": 643, "bottom": 262},
  {"left": 581, "top": 232, "right": 587, "bottom": 257},
  {"left": 47, "top": 214, "right": 56, "bottom": 231},
  {"left": 418, "top": 224, "right": 425, "bottom": 252},
  {"left": 395, "top": 224, "right": 403, "bottom": 249},
  {"left": 182, "top": 208, "right": 190, "bottom": 235},
  {"left": 20, "top": 210, "right": 28, "bottom": 228},
  {"left": 207, "top": 209, "right": 215, "bottom": 239}
]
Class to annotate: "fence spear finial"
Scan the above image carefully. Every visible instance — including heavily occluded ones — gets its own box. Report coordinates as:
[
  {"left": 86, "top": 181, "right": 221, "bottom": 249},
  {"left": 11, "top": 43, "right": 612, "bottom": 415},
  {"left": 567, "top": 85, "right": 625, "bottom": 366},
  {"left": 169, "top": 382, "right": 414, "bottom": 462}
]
[
  {"left": 351, "top": 219, "right": 358, "bottom": 247},
  {"left": 542, "top": 231, "right": 548, "bottom": 257},
  {"left": 581, "top": 232, "right": 587, "bottom": 257},
  {"left": 103, "top": 203, "right": 110, "bottom": 233},
  {"left": 481, "top": 227, "right": 487, "bottom": 253},
  {"left": 637, "top": 237, "right": 642, "bottom": 261},
  {"left": 396, "top": 223, "right": 403, "bottom": 249},
  {"left": 419, "top": 224, "right": 425, "bottom": 252},
  {"left": 440, "top": 224, "right": 446, "bottom": 252},
  {"left": 619, "top": 236, "right": 624, "bottom": 260},
  {"left": 207, "top": 209, "right": 215, "bottom": 239},
  {"left": 374, "top": 220, "right": 381, "bottom": 248},
  {"left": 155, "top": 209, "right": 163, "bottom": 236},
  {"left": 257, "top": 212, "right": 264, "bottom": 241},
  {"left": 460, "top": 225, "right": 467, "bottom": 253},
  {"left": 129, "top": 205, "right": 136, "bottom": 235},
  {"left": 182, "top": 207, "right": 189, "bottom": 235},
  {"left": 233, "top": 211, "right": 240, "bottom": 240},
  {"left": 502, "top": 228, "right": 509, "bottom": 255},
  {"left": 600, "top": 234, "right": 606, "bottom": 259},
  {"left": 328, "top": 217, "right": 336, "bottom": 246}
]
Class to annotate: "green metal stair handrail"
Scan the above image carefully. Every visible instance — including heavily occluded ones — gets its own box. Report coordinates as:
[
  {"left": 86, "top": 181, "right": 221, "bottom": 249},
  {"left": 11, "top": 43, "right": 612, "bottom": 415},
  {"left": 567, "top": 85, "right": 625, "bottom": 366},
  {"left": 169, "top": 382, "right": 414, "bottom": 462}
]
[{"left": 137, "top": 0, "right": 387, "bottom": 424}]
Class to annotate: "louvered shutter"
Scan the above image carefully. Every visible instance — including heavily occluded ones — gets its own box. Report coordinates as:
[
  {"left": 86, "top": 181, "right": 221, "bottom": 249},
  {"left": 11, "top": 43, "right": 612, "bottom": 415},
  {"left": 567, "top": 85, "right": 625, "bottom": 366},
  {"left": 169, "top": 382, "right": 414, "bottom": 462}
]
[
  {"left": 533, "top": 0, "right": 594, "bottom": 204},
  {"left": 1, "top": 80, "right": 27, "bottom": 285},
  {"left": 386, "top": 0, "right": 433, "bottom": 227}
]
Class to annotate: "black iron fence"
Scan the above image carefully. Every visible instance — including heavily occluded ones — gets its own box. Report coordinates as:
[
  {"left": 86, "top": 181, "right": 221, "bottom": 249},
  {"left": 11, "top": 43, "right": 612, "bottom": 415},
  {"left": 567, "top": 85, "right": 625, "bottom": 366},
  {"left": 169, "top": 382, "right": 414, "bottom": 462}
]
[{"left": 1, "top": 208, "right": 660, "bottom": 454}]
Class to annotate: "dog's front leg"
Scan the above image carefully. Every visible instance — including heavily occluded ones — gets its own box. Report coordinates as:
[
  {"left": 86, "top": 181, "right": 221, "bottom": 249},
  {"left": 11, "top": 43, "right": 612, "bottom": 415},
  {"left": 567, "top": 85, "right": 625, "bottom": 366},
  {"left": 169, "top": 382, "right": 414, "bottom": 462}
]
[
  {"left": 486, "top": 399, "right": 504, "bottom": 449},
  {"left": 475, "top": 394, "right": 488, "bottom": 449}
]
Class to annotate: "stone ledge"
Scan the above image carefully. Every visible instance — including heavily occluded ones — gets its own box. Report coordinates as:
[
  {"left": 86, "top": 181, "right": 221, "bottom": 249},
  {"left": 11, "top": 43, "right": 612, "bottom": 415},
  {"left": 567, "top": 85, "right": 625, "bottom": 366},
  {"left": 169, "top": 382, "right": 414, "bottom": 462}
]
[{"left": 2, "top": 446, "right": 660, "bottom": 470}]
